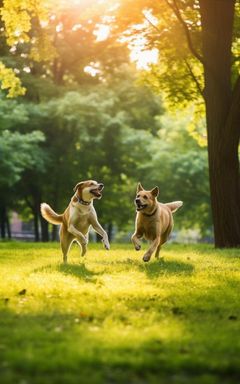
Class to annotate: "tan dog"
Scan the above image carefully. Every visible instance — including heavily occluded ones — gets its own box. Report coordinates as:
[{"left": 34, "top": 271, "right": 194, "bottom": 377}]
[
  {"left": 41, "top": 180, "right": 110, "bottom": 263},
  {"left": 131, "top": 183, "right": 183, "bottom": 262}
]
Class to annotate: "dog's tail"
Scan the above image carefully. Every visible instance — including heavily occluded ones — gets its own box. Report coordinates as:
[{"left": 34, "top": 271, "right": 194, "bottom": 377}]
[
  {"left": 40, "top": 203, "right": 63, "bottom": 225},
  {"left": 165, "top": 201, "right": 183, "bottom": 213}
]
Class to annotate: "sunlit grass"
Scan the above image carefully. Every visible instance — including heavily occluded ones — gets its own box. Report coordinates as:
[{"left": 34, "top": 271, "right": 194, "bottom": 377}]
[{"left": 0, "top": 242, "right": 239, "bottom": 383}]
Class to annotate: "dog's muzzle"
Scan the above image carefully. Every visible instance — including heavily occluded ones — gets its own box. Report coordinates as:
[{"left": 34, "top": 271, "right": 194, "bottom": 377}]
[
  {"left": 135, "top": 198, "right": 147, "bottom": 211},
  {"left": 90, "top": 183, "right": 104, "bottom": 198}
]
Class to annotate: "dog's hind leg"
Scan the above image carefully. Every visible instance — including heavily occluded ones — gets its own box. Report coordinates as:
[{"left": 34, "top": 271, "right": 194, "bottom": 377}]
[
  {"left": 67, "top": 224, "right": 88, "bottom": 256},
  {"left": 155, "top": 227, "right": 172, "bottom": 260},
  {"left": 60, "top": 227, "right": 74, "bottom": 263}
]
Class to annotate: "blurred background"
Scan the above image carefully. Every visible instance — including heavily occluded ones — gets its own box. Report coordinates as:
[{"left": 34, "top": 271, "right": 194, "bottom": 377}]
[{"left": 0, "top": 0, "right": 212, "bottom": 243}]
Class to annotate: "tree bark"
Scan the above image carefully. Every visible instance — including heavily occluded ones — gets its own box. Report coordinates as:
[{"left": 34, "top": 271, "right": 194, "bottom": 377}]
[
  {"left": 6, "top": 211, "right": 11, "bottom": 239},
  {"left": 0, "top": 206, "right": 6, "bottom": 239},
  {"left": 50, "top": 190, "right": 59, "bottom": 241},
  {"left": 30, "top": 194, "right": 49, "bottom": 242},
  {"left": 200, "top": 0, "right": 240, "bottom": 247},
  {"left": 33, "top": 208, "right": 40, "bottom": 242},
  {"left": 51, "top": 225, "right": 58, "bottom": 241},
  {"left": 40, "top": 215, "right": 49, "bottom": 242}
]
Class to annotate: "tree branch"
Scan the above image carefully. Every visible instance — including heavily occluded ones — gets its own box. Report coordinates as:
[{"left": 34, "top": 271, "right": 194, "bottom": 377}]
[
  {"left": 143, "top": 13, "right": 166, "bottom": 37},
  {"left": 184, "top": 59, "right": 204, "bottom": 98},
  {"left": 165, "top": 0, "right": 204, "bottom": 64}
]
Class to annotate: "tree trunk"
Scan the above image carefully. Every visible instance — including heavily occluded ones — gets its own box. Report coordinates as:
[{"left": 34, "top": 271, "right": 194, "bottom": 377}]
[
  {"left": 51, "top": 225, "right": 58, "bottom": 241},
  {"left": 6, "top": 211, "right": 11, "bottom": 239},
  {"left": 50, "top": 190, "right": 59, "bottom": 241},
  {"left": 33, "top": 209, "right": 40, "bottom": 242},
  {"left": 200, "top": 0, "right": 240, "bottom": 247},
  {"left": 0, "top": 206, "right": 6, "bottom": 239},
  {"left": 31, "top": 193, "right": 49, "bottom": 242},
  {"left": 40, "top": 215, "right": 49, "bottom": 242}
]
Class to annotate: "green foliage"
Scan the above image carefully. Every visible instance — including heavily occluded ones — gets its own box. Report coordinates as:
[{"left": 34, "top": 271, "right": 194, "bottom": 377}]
[
  {"left": 0, "top": 96, "right": 45, "bottom": 202},
  {"left": 0, "top": 0, "right": 53, "bottom": 97},
  {"left": 0, "top": 130, "right": 45, "bottom": 187},
  {"left": 0, "top": 62, "right": 26, "bottom": 97},
  {"left": 0, "top": 0, "right": 212, "bottom": 238},
  {"left": 113, "top": 0, "right": 204, "bottom": 109},
  {"left": 0, "top": 97, "right": 29, "bottom": 129},
  {"left": 111, "top": 0, "right": 239, "bottom": 144},
  {"left": 0, "top": 0, "right": 128, "bottom": 95},
  {"left": 0, "top": 243, "right": 240, "bottom": 383}
]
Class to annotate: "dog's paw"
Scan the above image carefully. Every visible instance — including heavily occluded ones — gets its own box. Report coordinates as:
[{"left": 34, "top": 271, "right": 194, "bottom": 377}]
[
  {"left": 102, "top": 239, "right": 110, "bottom": 250},
  {"left": 143, "top": 253, "right": 151, "bottom": 262},
  {"left": 135, "top": 244, "right": 141, "bottom": 251}
]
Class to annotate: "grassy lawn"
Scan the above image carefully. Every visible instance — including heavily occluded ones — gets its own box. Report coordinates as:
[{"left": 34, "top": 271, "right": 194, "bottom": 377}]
[{"left": 0, "top": 242, "right": 239, "bottom": 384}]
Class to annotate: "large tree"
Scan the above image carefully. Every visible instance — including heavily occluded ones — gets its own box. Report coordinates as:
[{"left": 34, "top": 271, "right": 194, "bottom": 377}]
[
  {"left": 113, "top": 0, "right": 240, "bottom": 247},
  {"left": 199, "top": 0, "right": 240, "bottom": 247}
]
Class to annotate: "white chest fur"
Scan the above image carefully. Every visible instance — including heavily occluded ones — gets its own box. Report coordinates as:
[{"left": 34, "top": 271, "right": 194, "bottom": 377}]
[{"left": 69, "top": 203, "right": 93, "bottom": 234}]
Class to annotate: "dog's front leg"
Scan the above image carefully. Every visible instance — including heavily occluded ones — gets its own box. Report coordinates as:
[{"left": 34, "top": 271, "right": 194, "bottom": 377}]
[
  {"left": 143, "top": 236, "right": 161, "bottom": 262},
  {"left": 68, "top": 224, "right": 88, "bottom": 256},
  {"left": 155, "top": 245, "right": 161, "bottom": 259},
  {"left": 91, "top": 219, "right": 110, "bottom": 250},
  {"left": 131, "top": 232, "right": 142, "bottom": 251}
]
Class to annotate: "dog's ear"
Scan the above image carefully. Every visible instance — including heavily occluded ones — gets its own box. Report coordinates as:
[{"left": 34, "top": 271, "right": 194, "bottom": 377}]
[
  {"left": 73, "top": 182, "right": 84, "bottom": 192},
  {"left": 137, "top": 182, "right": 144, "bottom": 192},
  {"left": 151, "top": 186, "right": 159, "bottom": 197}
]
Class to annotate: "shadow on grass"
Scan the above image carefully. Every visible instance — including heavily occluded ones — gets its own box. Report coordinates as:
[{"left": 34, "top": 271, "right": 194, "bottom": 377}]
[
  {"left": 59, "top": 263, "right": 102, "bottom": 283},
  {"left": 33, "top": 263, "right": 103, "bottom": 283},
  {"left": 139, "top": 259, "right": 195, "bottom": 278},
  {"left": 101, "top": 257, "right": 195, "bottom": 278}
]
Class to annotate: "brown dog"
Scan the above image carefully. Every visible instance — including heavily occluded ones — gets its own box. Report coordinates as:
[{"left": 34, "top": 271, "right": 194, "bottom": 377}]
[
  {"left": 131, "top": 183, "right": 183, "bottom": 262},
  {"left": 41, "top": 180, "right": 110, "bottom": 263}
]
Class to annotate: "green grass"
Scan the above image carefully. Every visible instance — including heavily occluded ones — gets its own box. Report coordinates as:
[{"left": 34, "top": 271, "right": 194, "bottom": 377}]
[{"left": 0, "top": 242, "right": 240, "bottom": 384}]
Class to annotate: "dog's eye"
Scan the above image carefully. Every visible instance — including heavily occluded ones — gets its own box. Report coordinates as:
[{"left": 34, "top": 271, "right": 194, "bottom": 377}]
[{"left": 143, "top": 195, "right": 148, "bottom": 199}]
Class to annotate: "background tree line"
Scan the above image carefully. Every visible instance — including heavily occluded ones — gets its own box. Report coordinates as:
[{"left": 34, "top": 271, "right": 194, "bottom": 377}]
[{"left": 0, "top": 0, "right": 213, "bottom": 242}]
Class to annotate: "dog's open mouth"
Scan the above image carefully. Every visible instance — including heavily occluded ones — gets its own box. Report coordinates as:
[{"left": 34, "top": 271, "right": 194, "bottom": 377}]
[
  {"left": 136, "top": 204, "right": 147, "bottom": 211},
  {"left": 90, "top": 188, "right": 102, "bottom": 198}
]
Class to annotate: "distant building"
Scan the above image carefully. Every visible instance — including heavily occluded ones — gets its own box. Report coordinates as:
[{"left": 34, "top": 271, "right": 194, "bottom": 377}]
[{"left": 11, "top": 212, "right": 35, "bottom": 240}]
